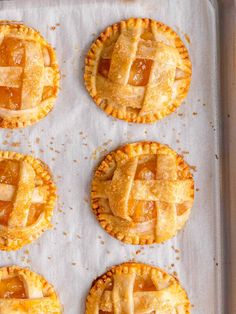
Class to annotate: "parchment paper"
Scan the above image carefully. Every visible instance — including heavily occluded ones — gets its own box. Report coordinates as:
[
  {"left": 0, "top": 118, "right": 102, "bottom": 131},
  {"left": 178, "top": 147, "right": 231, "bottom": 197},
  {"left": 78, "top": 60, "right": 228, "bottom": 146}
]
[{"left": 0, "top": 0, "right": 223, "bottom": 313}]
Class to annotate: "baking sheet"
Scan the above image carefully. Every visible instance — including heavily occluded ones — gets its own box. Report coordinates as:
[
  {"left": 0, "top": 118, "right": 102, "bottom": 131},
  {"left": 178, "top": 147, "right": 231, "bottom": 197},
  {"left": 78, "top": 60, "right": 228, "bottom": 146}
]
[
  {"left": 220, "top": 1, "right": 236, "bottom": 313},
  {"left": 0, "top": 0, "right": 224, "bottom": 313}
]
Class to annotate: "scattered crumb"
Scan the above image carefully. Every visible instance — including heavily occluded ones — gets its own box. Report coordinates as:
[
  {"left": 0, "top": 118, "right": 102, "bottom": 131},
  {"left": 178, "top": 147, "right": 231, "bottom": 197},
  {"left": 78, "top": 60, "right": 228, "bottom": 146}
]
[
  {"left": 184, "top": 33, "right": 191, "bottom": 44},
  {"left": 5, "top": 132, "right": 12, "bottom": 139},
  {"left": 172, "top": 271, "right": 178, "bottom": 278},
  {"left": 83, "top": 197, "right": 89, "bottom": 204},
  {"left": 91, "top": 140, "right": 112, "bottom": 160},
  {"left": 189, "top": 165, "right": 197, "bottom": 172},
  {"left": 11, "top": 142, "right": 21, "bottom": 147}
]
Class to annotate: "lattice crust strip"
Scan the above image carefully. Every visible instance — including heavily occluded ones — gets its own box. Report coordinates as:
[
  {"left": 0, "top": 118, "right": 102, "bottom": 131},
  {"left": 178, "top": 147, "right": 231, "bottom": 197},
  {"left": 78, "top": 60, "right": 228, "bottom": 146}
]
[
  {"left": 91, "top": 142, "right": 194, "bottom": 245},
  {"left": 0, "top": 151, "right": 56, "bottom": 251},
  {"left": 0, "top": 21, "right": 60, "bottom": 128},
  {"left": 86, "top": 263, "right": 191, "bottom": 314},
  {"left": 85, "top": 18, "right": 192, "bottom": 123}
]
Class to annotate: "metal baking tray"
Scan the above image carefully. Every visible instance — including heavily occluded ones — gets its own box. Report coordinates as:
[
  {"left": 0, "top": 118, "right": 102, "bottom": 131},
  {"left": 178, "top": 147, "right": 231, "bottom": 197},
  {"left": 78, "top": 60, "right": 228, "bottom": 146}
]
[
  {"left": 220, "top": 0, "right": 236, "bottom": 313},
  {"left": 0, "top": 0, "right": 235, "bottom": 313}
]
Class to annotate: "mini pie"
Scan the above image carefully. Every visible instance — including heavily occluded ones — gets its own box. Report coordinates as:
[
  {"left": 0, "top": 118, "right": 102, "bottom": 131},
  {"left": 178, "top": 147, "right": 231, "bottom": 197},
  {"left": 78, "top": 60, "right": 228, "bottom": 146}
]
[
  {"left": 0, "top": 265, "right": 62, "bottom": 313},
  {"left": 86, "top": 262, "right": 191, "bottom": 313},
  {"left": 91, "top": 142, "right": 194, "bottom": 244},
  {"left": 0, "top": 151, "right": 56, "bottom": 251},
  {"left": 0, "top": 21, "right": 60, "bottom": 128},
  {"left": 84, "top": 18, "right": 191, "bottom": 123}
]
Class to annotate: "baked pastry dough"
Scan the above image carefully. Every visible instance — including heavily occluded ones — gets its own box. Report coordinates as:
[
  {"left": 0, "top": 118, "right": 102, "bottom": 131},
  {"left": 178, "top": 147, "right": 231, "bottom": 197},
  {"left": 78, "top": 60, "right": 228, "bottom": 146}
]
[
  {"left": 0, "top": 151, "right": 56, "bottom": 251},
  {"left": 85, "top": 18, "right": 191, "bottom": 123},
  {"left": 91, "top": 142, "right": 194, "bottom": 244},
  {"left": 0, "top": 21, "right": 60, "bottom": 128},
  {"left": 86, "top": 262, "right": 191, "bottom": 313},
  {"left": 0, "top": 265, "right": 62, "bottom": 313}
]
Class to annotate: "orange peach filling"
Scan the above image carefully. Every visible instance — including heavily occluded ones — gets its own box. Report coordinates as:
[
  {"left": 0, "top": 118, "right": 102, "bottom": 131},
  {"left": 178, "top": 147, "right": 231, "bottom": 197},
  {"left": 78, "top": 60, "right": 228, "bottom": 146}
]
[
  {"left": 134, "top": 276, "right": 157, "bottom": 291},
  {"left": 129, "top": 59, "right": 153, "bottom": 86},
  {"left": 99, "top": 276, "right": 156, "bottom": 313},
  {"left": 98, "top": 58, "right": 153, "bottom": 86},
  {"left": 0, "top": 160, "right": 19, "bottom": 185},
  {"left": 129, "top": 158, "right": 156, "bottom": 222},
  {"left": 0, "top": 38, "right": 25, "bottom": 66},
  {"left": 0, "top": 160, "right": 18, "bottom": 225},
  {"left": 0, "top": 201, "right": 13, "bottom": 226},
  {"left": 0, "top": 87, "right": 21, "bottom": 110},
  {"left": 0, "top": 276, "right": 26, "bottom": 298},
  {"left": 26, "top": 204, "right": 44, "bottom": 226},
  {"left": 0, "top": 37, "right": 25, "bottom": 110},
  {"left": 0, "top": 160, "right": 43, "bottom": 226},
  {"left": 0, "top": 37, "right": 52, "bottom": 109}
]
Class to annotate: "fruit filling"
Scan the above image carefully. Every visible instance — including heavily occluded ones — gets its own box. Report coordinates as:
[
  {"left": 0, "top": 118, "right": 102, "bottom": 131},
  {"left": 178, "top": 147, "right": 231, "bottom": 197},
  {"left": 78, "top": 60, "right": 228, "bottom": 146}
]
[
  {"left": 98, "top": 58, "right": 153, "bottom": 86},
  {"left": 26, "top": 204, "right": 44, "bottom": 226},
  {"left": 0, "top": 276, "right": 26, "bottom": 298},
  {"left": 133, "top": 276, "right": 157, "bottom": 291},
  {"left": 129, "top": 157, "right": 156, "bottom": 222},
  {"left": 0, "top": 160, "right": 19, "bottom": 185},
  {"left": 128, "top": 59, "right": 153, "bottom": 86},
  {"left": 0, "top": 37, "right": 25, "bottom": 110},
  {"left": 0, "top": 202, "right": 13, "bottom": 226},
  {"left": 0, "top": 160, "right": 43, "bottom": 226},
  {"left": 0, "top": 37, "right": 25, "bottom": 66}
]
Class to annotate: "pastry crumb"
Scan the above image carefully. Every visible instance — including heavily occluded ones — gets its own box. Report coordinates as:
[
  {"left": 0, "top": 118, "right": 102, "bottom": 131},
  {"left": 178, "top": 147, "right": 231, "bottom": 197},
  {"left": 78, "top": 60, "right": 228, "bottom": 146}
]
[{"left": 184, "top": 33, "right": 191, "bottom": 44}]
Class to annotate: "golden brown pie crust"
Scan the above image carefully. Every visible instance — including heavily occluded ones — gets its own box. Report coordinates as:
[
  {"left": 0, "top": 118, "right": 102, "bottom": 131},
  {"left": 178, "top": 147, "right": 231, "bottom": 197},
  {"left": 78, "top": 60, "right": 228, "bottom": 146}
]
[
  {"left": 86, "top": 262, "right": 191, "bottom": 313},
  {"left": 0, "top": 265, "right": 62, "bottom": 313},
  {"left": 91, "top": 142, "right": 194, "bottom": 245},
  {"left": 84, "top": 18, "right": 191, "bottom": 123},
  {"left": 0, "top": 151, "right": 56, "bottom": 251},
  {"left": 0, "top": 21, "right": 60, "bottom": 128}
]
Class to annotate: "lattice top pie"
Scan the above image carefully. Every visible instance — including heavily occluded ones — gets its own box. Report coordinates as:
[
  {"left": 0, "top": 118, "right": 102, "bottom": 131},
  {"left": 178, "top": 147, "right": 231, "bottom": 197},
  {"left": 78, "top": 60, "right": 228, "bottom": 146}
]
[
  {"left": 0, "top": 151, "right": 56, "bottom": 251},
  {"left": 85, "top": 18, "right": 191, "bottom": 123},
  {"left": 0, "top": 266, "right": 62, "bottom": 313},
  {"left": 0, "top": 21, "right": 60, "bottom": 128},
  {"left": 91, "top": 142, "right": 194, "bottom": 244},
  {"left": 86, "top": 262, "right": 191, "bottom": 313}
]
